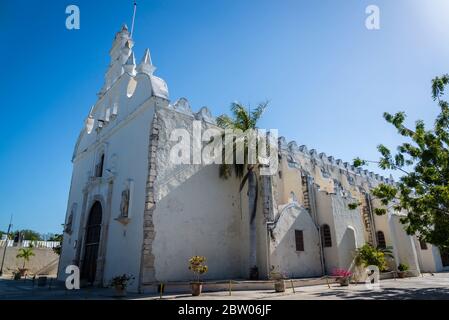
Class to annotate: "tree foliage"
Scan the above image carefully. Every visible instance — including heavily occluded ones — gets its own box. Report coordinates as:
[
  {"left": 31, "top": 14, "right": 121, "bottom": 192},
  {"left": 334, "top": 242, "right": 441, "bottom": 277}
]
[
  {"left": 49, "top": 234, "right": 63, "bottom": 255},
  {"left": 14, "top": 229, "right": 43, "bottom": 241},
  {"left": 353, "top": 75, "right": 449, "bottom": 249},
  {"left": 216, "top": 101, "right": 268, "bottom": 179},
  {"left": 16, "top": 247, "right": 35, "bottom": 269}
]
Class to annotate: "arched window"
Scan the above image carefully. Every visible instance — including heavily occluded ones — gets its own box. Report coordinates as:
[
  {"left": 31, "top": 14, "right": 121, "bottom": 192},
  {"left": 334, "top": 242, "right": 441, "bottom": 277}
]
[
  {"left": 377, "top": 231, "right": 386, "bottom": 249},
  {"left": 321, "top": 224, "right": 332, "bottom": 247}
]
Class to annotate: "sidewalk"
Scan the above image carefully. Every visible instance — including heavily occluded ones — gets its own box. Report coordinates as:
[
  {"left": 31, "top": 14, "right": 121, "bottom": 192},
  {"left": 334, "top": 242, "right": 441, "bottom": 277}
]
[{"left": 1, "top": 272, "right": 449, "bottom": 300}]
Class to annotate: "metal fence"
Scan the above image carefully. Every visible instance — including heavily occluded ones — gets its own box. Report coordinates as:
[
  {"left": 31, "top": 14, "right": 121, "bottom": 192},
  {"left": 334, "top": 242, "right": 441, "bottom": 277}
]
[{"left": 0, "top": 240, "right": 60, "bottom": 248}]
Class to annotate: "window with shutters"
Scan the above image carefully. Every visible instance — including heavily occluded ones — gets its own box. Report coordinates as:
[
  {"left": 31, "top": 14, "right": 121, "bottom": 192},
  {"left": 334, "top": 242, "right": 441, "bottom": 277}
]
[
  {"left": 321, "top": 224, "right": 332, "bottom": 247},
  {"left": 377, "top": 231, "right": 386, "bottom": 249},
  {"left": 295, "top": 230, "right": 304, "bottom": 251}
]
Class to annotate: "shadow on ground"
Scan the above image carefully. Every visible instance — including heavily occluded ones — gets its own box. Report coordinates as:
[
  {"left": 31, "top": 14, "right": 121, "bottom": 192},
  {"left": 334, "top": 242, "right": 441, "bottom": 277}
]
[{"left": 311, "top": 286, "right": 449, "bottom": 300}]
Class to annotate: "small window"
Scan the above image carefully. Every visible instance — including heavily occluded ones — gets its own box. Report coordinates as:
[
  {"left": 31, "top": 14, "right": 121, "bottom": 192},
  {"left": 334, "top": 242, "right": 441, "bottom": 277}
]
[
  {"left": 419, "top": 240, "right": 428, "bottom": 250},
  {"left": 295, "top": 230, "right": 304, "bottom": 251},
  {"left": 377, "top": 231, "right": 386, "bottom": 249},
  {"left": 95, "top": 153, "right": 105, "bottom": 178},
  {"left": 321, "top": 224, "right": 332, "bottom": 247}
]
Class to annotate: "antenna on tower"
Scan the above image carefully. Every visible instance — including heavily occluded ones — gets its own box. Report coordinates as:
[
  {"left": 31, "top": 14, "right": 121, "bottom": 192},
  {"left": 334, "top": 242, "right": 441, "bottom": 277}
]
[{"left": 130, "top": 1, "right": 137, "bottom": 38}]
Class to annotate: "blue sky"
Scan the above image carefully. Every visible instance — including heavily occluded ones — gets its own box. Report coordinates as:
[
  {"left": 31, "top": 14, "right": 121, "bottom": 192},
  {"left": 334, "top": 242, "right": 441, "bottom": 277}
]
[{"left": 1, "top": 0, "right": 449, "bottom": 234}]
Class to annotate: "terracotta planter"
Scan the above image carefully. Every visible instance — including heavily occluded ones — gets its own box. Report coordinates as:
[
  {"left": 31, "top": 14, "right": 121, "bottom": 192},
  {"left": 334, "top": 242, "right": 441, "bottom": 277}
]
[
  {"left": 338, "top": 277, "right": 350, "bottom": 286},
  {"left": 18, "top": 268, "right": 27, "bottom": 277},
  {"left": 398, "top": 271, "right": 407, "bottom": 278},
  {"left": 113, "top": 286, "right": 127, "bottom": 297},
  {"left": 274, "top": 280, "right": 285, "bottom": 292},
  {"left": 191, "top": 282, "right": 203, "bottom": 296}
]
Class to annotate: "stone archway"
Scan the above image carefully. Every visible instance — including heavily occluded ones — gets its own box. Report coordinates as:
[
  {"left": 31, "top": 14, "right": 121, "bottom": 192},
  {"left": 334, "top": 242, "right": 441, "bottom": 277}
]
[{"left": 81, "top": 201, "right": 102, "bottom": 284}]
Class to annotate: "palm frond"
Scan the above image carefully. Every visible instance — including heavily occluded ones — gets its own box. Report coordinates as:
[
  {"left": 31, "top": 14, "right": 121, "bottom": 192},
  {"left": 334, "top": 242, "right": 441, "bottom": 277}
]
[
  {"left": 250, "top": 101, "right": 269, "bottom": 127},
  {"left": 231, "top": 102, "right": 251, "bottom": 130},
  {"left": 216, "top": 114, "right": 235, "bottom": 129}
]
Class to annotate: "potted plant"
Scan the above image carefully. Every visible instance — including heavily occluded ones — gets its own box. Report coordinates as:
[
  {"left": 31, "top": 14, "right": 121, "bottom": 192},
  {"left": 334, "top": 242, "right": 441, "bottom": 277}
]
[
  {"left": 110, "top": 274, "right": 134, "bottom": 297},
  {"left": 188, "top": 256, "right": 208, "bottom": 296},
  {"left": 13, "top": 270, "right": 21, "bottom": 280},
  {"left": 397, "top": 263, "right": 409, "bottom": 278},
  {"left": 353, "top": 244, "right": 388, "bottom": 282},
  {"left": 332, "top": 268, "right": 353, "bottom": 286},
  {"left": 269, "top": 266, "right": 286, "bottom": 292},
  {"left": 16, "top": 248, "right": 35, "bottom": 277}
]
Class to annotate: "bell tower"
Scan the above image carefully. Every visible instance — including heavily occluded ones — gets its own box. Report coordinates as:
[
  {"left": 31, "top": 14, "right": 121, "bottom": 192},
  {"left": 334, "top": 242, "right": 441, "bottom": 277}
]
[{"left": 98, "top": 24, "right": 135, "bottom": 97}]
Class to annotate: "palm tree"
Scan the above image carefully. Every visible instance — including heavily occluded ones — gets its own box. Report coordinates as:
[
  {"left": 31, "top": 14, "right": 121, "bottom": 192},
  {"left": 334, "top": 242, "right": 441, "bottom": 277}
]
[
  {"left": 16, "top": 247, "right": 35, "bottom": 270},
  {"left": 216, "top": 101, "right": 268, "bottom": 280}
]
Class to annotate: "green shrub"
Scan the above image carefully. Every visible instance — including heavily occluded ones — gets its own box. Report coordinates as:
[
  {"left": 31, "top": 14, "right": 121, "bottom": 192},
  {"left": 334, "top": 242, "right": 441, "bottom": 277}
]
[
  {"left": 398, "top": 263, "right": 409, "bottom": 272},
  {"left": 354, "top": 244, "right": 387, "bottom": 271}
]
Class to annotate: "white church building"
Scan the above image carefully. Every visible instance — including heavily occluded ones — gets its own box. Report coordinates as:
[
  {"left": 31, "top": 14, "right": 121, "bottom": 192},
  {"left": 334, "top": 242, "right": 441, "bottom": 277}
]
[{"left": 58, "top": 25, "right": 449, "bottom": 292}]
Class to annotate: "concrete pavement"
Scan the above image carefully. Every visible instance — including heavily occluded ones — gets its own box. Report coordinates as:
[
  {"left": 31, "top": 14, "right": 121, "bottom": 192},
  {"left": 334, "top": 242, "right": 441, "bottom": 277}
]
[{"left": 1, "top": 272, "right": 449, "bottom": 300}]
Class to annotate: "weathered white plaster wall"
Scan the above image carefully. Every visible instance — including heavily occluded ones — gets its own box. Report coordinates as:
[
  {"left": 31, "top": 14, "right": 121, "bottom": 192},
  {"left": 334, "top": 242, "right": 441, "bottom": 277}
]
[
  {"left": 315, "top": 189, "right": 339, "bottom": 274},
  {"left": 415, "top": 240, "right": 444, "bottom": 273},
  {"left": 330, "top": 193, "right": 365, "bottom": 269},
  {"left": 390, "top": 214, "right": 420, "bottom": 276},
  {"left": 100, "top": 99, "right": 158, "bottom": 291},
  {"left": 151, "top": 107, "right": 246, "bottom": 281},
  {"left": 152, "top": 165, "right": 244, "bottom": 281},
  {"left": 269, "top": 204, "right": 322, "bottom": 278}
]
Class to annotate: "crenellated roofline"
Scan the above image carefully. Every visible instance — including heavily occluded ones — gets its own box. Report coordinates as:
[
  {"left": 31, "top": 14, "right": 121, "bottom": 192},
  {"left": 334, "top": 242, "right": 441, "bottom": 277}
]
[{"left": 278, "top": 136, "right": 395, "bottom": 186}]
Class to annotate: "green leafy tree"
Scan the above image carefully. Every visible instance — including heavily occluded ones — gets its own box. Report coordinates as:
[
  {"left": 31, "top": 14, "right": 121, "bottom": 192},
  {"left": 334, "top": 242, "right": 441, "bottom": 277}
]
[
  {"left": 16, "top": 248, "right": 35, "bottom": 270},
  {"left": 13, "top": 230, "right": 42, "bottom": 241},
  {"left": 216, "top": 101, "right": 268, "bottom": 279},
  {"left": 353, "top": 75, "right": 449, "bottom": 249},
  {"left": 49, "top": 234, "right": 63, "bottom": 255}
]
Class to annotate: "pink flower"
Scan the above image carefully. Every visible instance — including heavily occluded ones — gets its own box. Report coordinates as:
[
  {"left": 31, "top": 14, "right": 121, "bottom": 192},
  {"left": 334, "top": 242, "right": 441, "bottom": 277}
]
[{"left": 331, "top": 268, "right": 352, "bottom": 278}]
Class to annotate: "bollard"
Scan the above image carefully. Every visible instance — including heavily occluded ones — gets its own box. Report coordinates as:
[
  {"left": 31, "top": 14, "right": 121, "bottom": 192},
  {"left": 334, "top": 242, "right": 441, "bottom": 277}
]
[
  {"left": 290, "top": 279, "right": 296, "bottom": 293},
  {"left": 159, "top": 283, "right": 164, "bottom": 299},
  {"left": 229, "top": 280, "right": 232, "bottom": 296}
]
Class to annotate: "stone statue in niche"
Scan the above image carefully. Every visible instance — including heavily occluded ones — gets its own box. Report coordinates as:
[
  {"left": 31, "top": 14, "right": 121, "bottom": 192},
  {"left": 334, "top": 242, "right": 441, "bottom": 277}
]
[{"left": 120, "top": 189, "right": 130, "bottom": 218}]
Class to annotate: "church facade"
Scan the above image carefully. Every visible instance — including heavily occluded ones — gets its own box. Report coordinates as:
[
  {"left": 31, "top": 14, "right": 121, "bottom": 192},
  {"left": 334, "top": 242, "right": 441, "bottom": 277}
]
[{"left": 58, "top": 25, "right": 449, "bottom": 292}]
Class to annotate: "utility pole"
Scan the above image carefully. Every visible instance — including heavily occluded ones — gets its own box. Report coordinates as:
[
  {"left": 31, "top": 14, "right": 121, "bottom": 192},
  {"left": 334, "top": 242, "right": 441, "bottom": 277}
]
[
  {"left": 130, "top": 1, "right": 137, "bottom": 38},
  {"left": 0, "top": 214, "right": 13, "bottom": 276}
]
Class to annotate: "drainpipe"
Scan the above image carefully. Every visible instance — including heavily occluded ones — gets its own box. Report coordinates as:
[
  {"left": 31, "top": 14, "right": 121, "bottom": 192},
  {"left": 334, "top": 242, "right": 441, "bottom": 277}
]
[
  {"left": 366, "top": 193, "right": 377, "bottom": 248},
  {"left": 308, "top": 176, "right": 326, "bottom": 276},
  {"left": 264, "top": 175, "right": 274, "bottom": 279},
  {"left": 265, "top": 224, "right": 272, "bottom": 278}
]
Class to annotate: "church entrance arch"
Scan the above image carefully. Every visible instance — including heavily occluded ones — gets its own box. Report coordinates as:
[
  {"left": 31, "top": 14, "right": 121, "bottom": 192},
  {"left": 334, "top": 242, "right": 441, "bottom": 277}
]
[{"left": 81, "top": 201, "right": 102, "bottom": 284}]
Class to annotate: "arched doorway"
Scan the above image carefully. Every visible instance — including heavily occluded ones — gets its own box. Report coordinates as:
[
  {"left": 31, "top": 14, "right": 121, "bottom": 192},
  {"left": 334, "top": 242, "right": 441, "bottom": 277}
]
[{"left": 81, "top": 201, "right": 102, "bottom": 284}]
